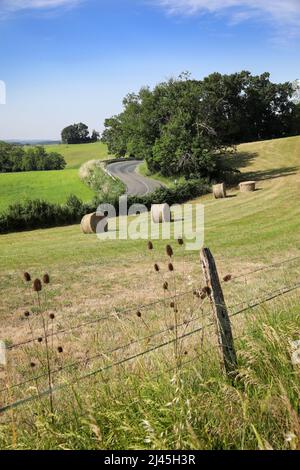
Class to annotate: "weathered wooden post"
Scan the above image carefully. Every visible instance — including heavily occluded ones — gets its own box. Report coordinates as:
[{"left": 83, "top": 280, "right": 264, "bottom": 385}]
[{"left": 200, "top": 248, "right": 238, "bottom": 377}]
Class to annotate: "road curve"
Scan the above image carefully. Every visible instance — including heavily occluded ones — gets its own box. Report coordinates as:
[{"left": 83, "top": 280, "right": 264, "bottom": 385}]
[{"left": 106, "top": 160, "right": 162, "bottom": 196}]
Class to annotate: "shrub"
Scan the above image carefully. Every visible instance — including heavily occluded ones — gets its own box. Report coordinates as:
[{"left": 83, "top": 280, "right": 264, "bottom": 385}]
[
  {"left": 0, "top": 142, "right": 66, "bottom": 173},
  {"left": 128, "top": 179, "right": 211, "bottom": 209},
  {"left": 0, "top": 178, "right": 210, "bottom": 234}
]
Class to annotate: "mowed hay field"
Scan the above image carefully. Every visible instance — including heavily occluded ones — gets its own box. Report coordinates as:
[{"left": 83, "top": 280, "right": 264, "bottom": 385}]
[
  {"left": 0, "top": 142, "right": 110, "bottom": 212},
  {"left": 1, "top": 135, "right": 300, "bottom": 450}
]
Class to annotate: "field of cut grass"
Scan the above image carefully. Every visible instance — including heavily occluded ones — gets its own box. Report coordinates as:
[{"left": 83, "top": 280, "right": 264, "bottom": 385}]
[
  {"left": 1, "top": 135, "right": 300, "bottom": 450},
  {"left": 0, "top": 169, "right": 94, "bottom": 213},
  {"left": 45, "top": 141, "right": 111, "bottom": 169},
  {"left": 0, "top": 135, "right": 299, "bottom": 269}
]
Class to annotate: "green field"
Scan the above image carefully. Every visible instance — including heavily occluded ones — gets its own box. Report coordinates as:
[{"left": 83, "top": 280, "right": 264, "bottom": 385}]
[
  {"left": 0, "top": 169, "right": 95, "bottom": 212},
  {"left": 45, "top": 141, "right": 111, "bottom": 169},
  {"left": 0, "top": 135, "right": 299, "bottom": 269},
  {"left": 0, "top": 142, "right": 110, "bottom": 213},
  {"left": 1, "top": 135, "right": 300, "bottom": 450}
]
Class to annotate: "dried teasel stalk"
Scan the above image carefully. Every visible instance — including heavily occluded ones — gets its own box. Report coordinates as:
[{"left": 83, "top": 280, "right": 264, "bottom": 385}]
[
  {"left": 33, "top": 279, "right": 42, "bottom": 292},
  {"left": 166, "top": 245, "right": 174, "bottom": 258},
  {"left": 24, "top": 272, "right": 31, "bottom": 282},
  {"left": 147, "top": 241, "right": 154, "bottom": 251}
]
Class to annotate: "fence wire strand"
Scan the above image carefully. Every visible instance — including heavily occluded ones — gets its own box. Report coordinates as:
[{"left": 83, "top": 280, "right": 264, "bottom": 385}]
[
  {"left": 1, "top": 253, "right": 300, "bottom": 415},
  {"left": 1, "top": 278, "right": 300, "bottom": 414}
]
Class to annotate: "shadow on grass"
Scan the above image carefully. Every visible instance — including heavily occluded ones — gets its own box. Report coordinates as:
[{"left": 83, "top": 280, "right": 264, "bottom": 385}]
[{"left": 231, "top": 151, "right": 299, "bottom": 182}]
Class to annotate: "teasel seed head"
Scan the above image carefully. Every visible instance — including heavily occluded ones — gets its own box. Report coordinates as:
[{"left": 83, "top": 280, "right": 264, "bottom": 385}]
[
  {"left": 24, "top": 311, "right": 30, "bottom": 318},
  {"left": 168, "top": 262, "right": 174, "bottom": 272},
  {"left": 154, "top": 263, "right": 160, "bottom": 272},
  {"left": 24, "top": 272, "right": 31, "bottom": 282},
  {"left": 33, "top": 278, "right": 42, "bottom": 292},
  {"left": 136, "top": 311, "right": 142, "bottom": 318},
  {"left": 49, "top": 313, "right": 55, "bottom": 320},
  {"left": 166, "top": 245, "right": 173, "bottom": 258},
  {"left": 57, "top": 347, "right": 63, "bottom": 354},
  {"left": 147, "top": 241, "right": 154, "bottom": 251},
  {"left": 43, "top": 273, "right": 50, "bottom": 284},
  {"left": 223, "top": 274, "right": 232, "bottom": 283},
  {"left": 170, "top": 301, "right": 175, "bottom": 309},
  {"left": 201, "top": 286, "right": 211, "bottom": 297},
  {"left": 178, "top": 238, "right": 184, "bottom": 246},
  {"left": 37, "top": 337, "right": 43, "bottom": 343},
  {"left": 163, "top": 281, "right": 169, "bottom": 291},
  {"left": 30, "top": 362, "right": 36, "bottom": 368}
]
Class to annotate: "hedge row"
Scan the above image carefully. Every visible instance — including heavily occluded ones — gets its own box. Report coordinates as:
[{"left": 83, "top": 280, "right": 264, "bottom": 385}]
[{"left": 0, "top": 179, "right": 210, "bottom": 234}]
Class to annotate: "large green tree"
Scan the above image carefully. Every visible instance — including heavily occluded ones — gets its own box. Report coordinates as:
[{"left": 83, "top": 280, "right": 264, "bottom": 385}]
[
  {"left": 102, "top": 71, "right": 298, "bottom": 179},
  {"left": 61, "top": 123, "right": 91, "bottom": 144}
]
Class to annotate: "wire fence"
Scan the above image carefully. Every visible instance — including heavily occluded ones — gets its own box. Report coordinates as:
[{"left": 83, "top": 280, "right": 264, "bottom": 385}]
[{"left": 1, "top": 251, "right": 300, "bottom": 415}]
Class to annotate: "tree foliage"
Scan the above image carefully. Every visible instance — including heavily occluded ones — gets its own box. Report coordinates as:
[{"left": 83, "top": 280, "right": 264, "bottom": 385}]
[
  {"left": 61, "top": 123, "right": 99, "bottom": 144},
  {"left": 102, "top": 71, "right": 299, "bottom": 179},
  {"left": 0, "top": 142, "right": 66, "bottom": 173}
]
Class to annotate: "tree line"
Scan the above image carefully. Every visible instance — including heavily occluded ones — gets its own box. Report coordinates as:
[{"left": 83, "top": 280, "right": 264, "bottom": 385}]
[
  {"left": 101, "top": 71, "right": 300, "bottom": 180},
  {"left": 0, "top": 142, "right": 66, "bottom": 173}
]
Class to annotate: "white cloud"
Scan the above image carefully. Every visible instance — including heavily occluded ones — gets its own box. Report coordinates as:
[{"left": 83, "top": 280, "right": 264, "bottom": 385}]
[
  {"left": 0, "top": 0, "right": 82, "bottom": 14},
  {"left": 157, "top": 0, "right": 300, "bottom": 28}
]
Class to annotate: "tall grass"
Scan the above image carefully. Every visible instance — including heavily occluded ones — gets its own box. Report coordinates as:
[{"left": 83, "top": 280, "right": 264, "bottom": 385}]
[{"left": 1, "top": 246, "right": 300, "bottom": 450}]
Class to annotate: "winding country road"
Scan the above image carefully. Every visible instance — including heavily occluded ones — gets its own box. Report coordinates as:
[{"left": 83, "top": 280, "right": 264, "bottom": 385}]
[{"left": 106, "top": 160, "right": 162, "bottom": 196}]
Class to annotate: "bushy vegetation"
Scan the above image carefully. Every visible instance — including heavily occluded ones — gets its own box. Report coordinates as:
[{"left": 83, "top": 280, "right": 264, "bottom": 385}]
[
  {"left": 0, "top": 196, "right": 88, "bottom": 233},
  {"left": 0, "top": 175, "right": 210, "bottom": 233},
  {"left": 102, "top": 71, "right": 300, "bottom": 180},
  {"left": 0, "top": 142, "right": 66, "bottom": 173},
  {"left": 79, "top": 159, "right": 126, "bottom": 198},
  {"left": 61, "top": 123, "right": 99, "bottom": 144},
  {"left": 128, "top": 179, "right": 211, "bottom": 209}
]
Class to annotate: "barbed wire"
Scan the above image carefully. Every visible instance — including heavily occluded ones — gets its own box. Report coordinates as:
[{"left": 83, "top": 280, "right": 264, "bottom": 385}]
[
  {"left": 7, "top": 254, "right": 300, "bottom": 352},
  {"left": 2, "top": 278, "right": 300, "bottom": 414},
  {"left": 8, "top": 288, "right": 200, "bottom": 351},
  {"left": 0, "top": 323, "right": 210, "bottom": 413},
  {"left": 0, "top": 309, "right": 207, "bottom": 394},
  {"left": 226, "top": 254, "right": 300, "bottom": 282}
]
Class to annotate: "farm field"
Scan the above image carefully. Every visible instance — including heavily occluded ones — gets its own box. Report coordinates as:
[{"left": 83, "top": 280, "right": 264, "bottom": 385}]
[
  {"left": 45, "top": 141, "right": 111, "bottom": 169},
  {"left": 1, "top": 135, "right": 299, "bottom": 272},
  {"left": 0, "top": 169, "right": 95, "bottom": 212},
  {"left": 0, "top": 142, "right": 110, "bottom": 213},
  {"left": 1, "top": 135, "right": 300, "bottom": 450}
]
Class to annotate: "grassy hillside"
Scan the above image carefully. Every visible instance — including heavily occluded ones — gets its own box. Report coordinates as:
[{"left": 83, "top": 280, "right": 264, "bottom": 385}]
[
  {"left": 45, "top": 141, "right": 111, "bottom": 169},
  {"left": 1, "top": 135, "right": 300, "bottom": 450},
  {"left": 0, "top": 169, "right": 94, "bottom": 212},
  {"left": 0, "top": 135, "right": 299, "bottom": 268},
  {"left": 0, "top": 142, "right": 110, "bottom": 213}
]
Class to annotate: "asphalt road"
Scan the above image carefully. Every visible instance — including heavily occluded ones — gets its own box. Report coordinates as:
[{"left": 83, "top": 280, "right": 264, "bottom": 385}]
[{"left": 106, "top": 160, "right": 162, "bottom": 196}]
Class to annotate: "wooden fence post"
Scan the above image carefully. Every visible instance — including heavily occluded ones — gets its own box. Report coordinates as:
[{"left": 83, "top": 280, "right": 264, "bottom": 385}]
[{"left": 200, "top": 247, "right": 238, "bottom": 377}]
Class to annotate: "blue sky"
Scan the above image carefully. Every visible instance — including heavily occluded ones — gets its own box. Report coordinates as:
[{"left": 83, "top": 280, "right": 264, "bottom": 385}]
[{"left": 0, "top": 0, "right": 299, "bottom": 140}]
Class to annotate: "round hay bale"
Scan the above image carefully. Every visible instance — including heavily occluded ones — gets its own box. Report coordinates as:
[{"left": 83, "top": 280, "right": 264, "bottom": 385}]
[
  {"left": 151, "top": 204, "right": 171, "bottom": 224},
  {"left": 239, "top": 181, "right": 256, "bottom": 193},
  {"left": 81, "top": 213, "right": 108, "bottom": 234},
  {"left": 213, "top": 183, "right": 226, "bottom": 199}
]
